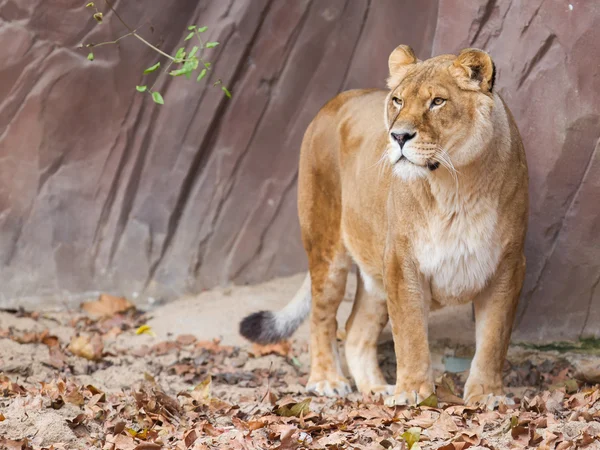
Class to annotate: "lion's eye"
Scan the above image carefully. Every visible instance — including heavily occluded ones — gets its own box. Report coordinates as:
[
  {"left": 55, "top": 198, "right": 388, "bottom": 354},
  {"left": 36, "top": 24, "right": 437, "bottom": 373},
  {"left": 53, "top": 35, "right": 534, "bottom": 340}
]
[
  {"left": 430, "top": 97, "right": 446, "bottom": 108},
  {"left": 392, "top": 97, "right": 403, "bottom": 108}
]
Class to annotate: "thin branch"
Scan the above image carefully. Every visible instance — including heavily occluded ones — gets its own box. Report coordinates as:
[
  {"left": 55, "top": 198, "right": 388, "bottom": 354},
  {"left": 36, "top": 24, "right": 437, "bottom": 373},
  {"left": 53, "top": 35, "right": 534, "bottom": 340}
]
[
  {"left": 103, "top": 0, "right": 178, "bottom": 61},
  {"left": 87, "top": 30, "right": 135, "bottom": 48}
]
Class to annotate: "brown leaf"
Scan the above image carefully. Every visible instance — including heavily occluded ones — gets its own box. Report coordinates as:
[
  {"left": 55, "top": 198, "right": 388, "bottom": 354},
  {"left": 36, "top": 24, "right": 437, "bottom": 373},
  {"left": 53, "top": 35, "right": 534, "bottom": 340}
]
[
  {"left": 171, "top": 364, "right": 194, "bottom": 376},
  {"left": 86, "top": 384, "right": 104, "bottom": 395},
  {"left": 63, "top": 383, "right": 85, "bottom": 406},
  {"left": 247, "top": 420, "right": 267, "bottom": 431},
  {"left": 68, "top": 334, "right": 103, "bottom": 360},
  {"left": 201, "top": 422, "right": 222, "bottom": 437},
  {"left": 437, "top": 444, "right": 471, "bottom": 450},
  {"left": 0, "top": 413, "right": 5, "bottom": 421},
  {"left": 154, "top": 389, "right": 181, "bottom": 416},
  {"left": 176, "top": 334, "right": 197, "bottom": 346},
  {"left": 65, "top": 413, "right": 87, "bottom": 429},
  {"left": 87, "top": 392, "right": 106, "bottom": 407},
  {"left": 436, "top": 384, "right": 465, "bottom": 405},
  {"left": 184, "top": 429, "right": 198, "bottom": 448},
  {"left": 511, "top": 425, "right": 528, "bottom": 440},
  {"left": 113, "top": 421, "right": 126, "bottom": 434},
  {"left": 274, "top": 424, "right": 297, "bottom": 450},
  {"left": 81, "top": 294, "right": 134, "bottom": 318},
  {"left": 152, "top": 340, "right": 179, "bottom": 356},
  {"left": 133, "top": 444, "right": 162, "bottom": 450},
  {"left": 425, "top": 411, "right": 458, "bottom": 441},
  {"left": 195, "top": 338, "right": 232, "bottom": 354},
  {"left": 48, "top": 346, "right": 67, "bottom": 369},
  {"left": 41, "top": 333, "right": 60, "bottom": 347},
  {"left": 251, "top": 341, "right": 291, "bottom": 357}
]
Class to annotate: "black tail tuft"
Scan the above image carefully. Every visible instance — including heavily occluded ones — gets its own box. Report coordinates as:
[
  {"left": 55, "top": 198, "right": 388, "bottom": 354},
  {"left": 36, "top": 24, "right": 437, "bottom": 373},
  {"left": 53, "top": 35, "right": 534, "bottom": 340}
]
[{"left": 239, "top": 310, "right": 284, "bottom": 345}]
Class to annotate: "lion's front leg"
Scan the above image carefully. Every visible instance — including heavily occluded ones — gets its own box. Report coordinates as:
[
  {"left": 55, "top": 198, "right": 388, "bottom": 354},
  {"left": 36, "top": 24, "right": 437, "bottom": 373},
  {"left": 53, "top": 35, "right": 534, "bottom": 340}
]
[
  {"left": 464, "top": 253, "right": 526, "bottom": 405},
  {"left": 383, "top": 247, "right": 434, "bottom": 406}
]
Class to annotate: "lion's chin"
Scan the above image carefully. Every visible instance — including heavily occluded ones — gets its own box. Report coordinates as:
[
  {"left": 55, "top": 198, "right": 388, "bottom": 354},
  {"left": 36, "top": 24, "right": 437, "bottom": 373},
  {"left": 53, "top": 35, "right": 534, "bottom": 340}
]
[{"left": 392, "top": 159, "right": 430, "bottom": 181}]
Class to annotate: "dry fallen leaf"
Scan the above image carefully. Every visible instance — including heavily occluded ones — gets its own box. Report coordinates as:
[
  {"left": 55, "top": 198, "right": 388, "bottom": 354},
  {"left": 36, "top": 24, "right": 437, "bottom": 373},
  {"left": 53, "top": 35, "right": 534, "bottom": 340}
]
[
  {"left": 401, "top": 427, "right": 422, "bottom": 449},
  {"left": 176, "top": 334, "right": 197, "bottom": 346},
  {"left": 419, "top": 393, "right": 438, "bottom": 407},
  {"left": 133, "top": 443, "right": 162, "bottom": 450},
  {"left": 275, "top": 398, "right": 311, "bottom": 418},
  {"left": 81, "top": 293, "right": 134, "bottom": 318},
  {"left": 152, "top": 340, "right": 179, "bottom": 355},
  {"left": 68, "top": 334, "right": 103, "bottom": 360},
  {"left": 136, "top": 324, "right": 156, "bottom": 336},
  {"left": 48, "top": 346, "right": 68, "bottom": 369},
  {"left": 251, "top": 341, "right": 291, "bottom": 357},
  {"left": 191, "top": 375, "right": 212, "bottom": 403},
  {"left": 40, "top": 333, "right": 60, "bottom": 347}
]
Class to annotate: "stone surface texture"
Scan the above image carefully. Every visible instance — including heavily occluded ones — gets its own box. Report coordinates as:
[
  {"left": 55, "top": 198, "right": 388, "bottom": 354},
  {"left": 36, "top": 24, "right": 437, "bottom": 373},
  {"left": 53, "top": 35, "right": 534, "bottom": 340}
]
[{"left": 0, "top": 0, "right": 598, "bottom": 342}]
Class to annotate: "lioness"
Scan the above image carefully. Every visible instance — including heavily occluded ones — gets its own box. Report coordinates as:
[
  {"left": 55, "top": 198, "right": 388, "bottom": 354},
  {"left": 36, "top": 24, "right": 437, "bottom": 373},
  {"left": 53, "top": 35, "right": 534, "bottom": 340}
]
[{"left": 241, "top": 46, "right": 528, "bottom": 405}]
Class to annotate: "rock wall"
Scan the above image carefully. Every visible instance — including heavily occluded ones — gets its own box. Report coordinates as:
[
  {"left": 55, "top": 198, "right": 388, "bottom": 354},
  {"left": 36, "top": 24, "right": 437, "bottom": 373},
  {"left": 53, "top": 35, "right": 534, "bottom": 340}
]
[{"left": 0, "top": 0, "right": 598, "bottom": 342}]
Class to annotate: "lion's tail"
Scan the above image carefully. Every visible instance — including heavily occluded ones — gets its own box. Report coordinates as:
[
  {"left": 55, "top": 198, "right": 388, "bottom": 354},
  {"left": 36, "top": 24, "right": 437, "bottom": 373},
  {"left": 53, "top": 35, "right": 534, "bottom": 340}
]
[{"left": 239, "top": 274, "right": 311, "bottom": 345}]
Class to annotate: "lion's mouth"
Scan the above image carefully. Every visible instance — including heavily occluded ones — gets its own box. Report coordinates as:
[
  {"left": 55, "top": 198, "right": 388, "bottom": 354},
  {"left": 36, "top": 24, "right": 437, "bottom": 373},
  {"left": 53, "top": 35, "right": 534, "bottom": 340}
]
[
  {"left": 396, "top": 155, "right": 440, "bottom": 171},
  {"left": 427, "top": 161, "right": 440, "bottom": 171}
]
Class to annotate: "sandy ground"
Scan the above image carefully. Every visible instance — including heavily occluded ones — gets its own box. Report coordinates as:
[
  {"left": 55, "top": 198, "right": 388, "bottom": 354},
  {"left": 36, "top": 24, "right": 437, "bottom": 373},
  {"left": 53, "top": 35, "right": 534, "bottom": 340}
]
[{"left": 1, "top": 274, "right": 600, "bottom": 449}]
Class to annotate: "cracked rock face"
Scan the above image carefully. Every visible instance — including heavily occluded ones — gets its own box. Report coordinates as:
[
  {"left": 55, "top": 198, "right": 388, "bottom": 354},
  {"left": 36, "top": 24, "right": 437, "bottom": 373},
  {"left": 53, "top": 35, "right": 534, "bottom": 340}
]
[{"left": 0, "top": 1, "right": 598, "bottom": 342}]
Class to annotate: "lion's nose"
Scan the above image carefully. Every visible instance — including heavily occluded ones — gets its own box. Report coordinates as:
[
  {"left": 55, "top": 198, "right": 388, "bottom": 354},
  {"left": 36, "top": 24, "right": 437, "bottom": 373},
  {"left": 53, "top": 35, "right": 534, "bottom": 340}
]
[{"left": 391, "top": 132, "right": 416, "bottom": 149}]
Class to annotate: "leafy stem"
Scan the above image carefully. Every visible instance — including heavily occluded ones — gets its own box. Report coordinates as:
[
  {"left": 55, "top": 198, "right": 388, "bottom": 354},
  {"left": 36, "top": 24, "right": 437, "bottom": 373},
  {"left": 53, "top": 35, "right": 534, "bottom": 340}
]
[{"left": 82, "top": 1, "right": 231, "bottom": 104}]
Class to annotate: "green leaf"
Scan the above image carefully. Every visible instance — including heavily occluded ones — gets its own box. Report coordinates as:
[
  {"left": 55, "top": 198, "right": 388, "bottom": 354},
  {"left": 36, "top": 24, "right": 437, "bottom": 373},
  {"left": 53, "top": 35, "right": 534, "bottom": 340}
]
[
  {"left": 87, "top": 52, "right": 94, "bottom": 61},
  {"left": 152, "top": 92, "right": 164, "bottom": 105},
  {"left": 221, "top": 86, "right": 232, "bottom": 98},
  {"left": 174, "top": 47, "right": 186, "bottom": 61},
  {"left": 136, "top": 85, "right": 147, "bottom": 92},
  {"left": 184, "top": 32, "right": 194, "bottom": 41},
  {"left": 188, "top": 46, "right": 199, "bottom": 58},
  {"left": 205, "top": 42, "right": 219, "bottom": 48},
  {"left": 170, "top": 67, "right": 190, "bottom": 77},
  {"left": 143, "top": 62, "right": 161, "bottom": 74},
  {"left": 93, "top": 12, "right": 103, "bottom": 23},
  {"left": 187, "top": 25, "right": 196, "bottom": 31},
  {"left": 204, "top": 62, "right": 211, "bottom": 69},
  {"left": 400, "top": 427, "right": 421, "bottom": 449},
  {"left": 171, "top": 57, "right": 199, "bottom": 77},
  {"left": 197, "top": 26, "right": 208, "bottom": 33},
  {"left": 196, "top": 68, "right": 207, "bottom": 81},
  {"left": 85, "top": 2, "right": 95, "bottom": 7}
]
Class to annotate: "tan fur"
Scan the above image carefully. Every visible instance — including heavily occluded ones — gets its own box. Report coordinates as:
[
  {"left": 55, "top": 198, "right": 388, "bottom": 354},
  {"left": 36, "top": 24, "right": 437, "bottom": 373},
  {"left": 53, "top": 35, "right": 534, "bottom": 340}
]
[{"left": 298, "top": 46, "right": 528, "bottom": 405}]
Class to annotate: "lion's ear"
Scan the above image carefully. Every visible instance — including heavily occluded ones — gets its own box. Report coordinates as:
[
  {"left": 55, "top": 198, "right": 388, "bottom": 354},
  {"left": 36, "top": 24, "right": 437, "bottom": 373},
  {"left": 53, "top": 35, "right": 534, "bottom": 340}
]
[
  {"left": 386, "top": 45, "right": 417, "bottom": 90},
  {"left": 452, "top": 48, "right": 496, "bottom": 92}
]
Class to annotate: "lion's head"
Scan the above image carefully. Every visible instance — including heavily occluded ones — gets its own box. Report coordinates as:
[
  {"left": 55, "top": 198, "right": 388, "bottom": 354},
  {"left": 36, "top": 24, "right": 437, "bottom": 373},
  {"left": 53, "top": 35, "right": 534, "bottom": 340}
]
[{"left": 384, "top": 45, "right": 497, "bottom": 181}]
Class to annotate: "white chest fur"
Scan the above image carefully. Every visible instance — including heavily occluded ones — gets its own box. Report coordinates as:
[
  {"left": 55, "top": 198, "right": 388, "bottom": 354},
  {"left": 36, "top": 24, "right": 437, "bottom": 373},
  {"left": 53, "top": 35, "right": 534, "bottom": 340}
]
[{"left": 414, "top": 199, "right": 501, "bottom": 301}]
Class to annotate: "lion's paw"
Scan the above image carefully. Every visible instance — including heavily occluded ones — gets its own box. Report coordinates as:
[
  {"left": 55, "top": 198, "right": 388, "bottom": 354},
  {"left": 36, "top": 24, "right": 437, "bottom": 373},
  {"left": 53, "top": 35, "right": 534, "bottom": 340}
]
[
  {"left": 466, "top": 393, "right": 515, "bottom": 410},
  {"left": 359, "top": 384, "right": 395, "bottom": 397},
  {"left": 384, "top": 390, "right": 426, "bottom": 407},
  {"left": 306, "top": 379, "right": 352, "bottom": 397}
]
